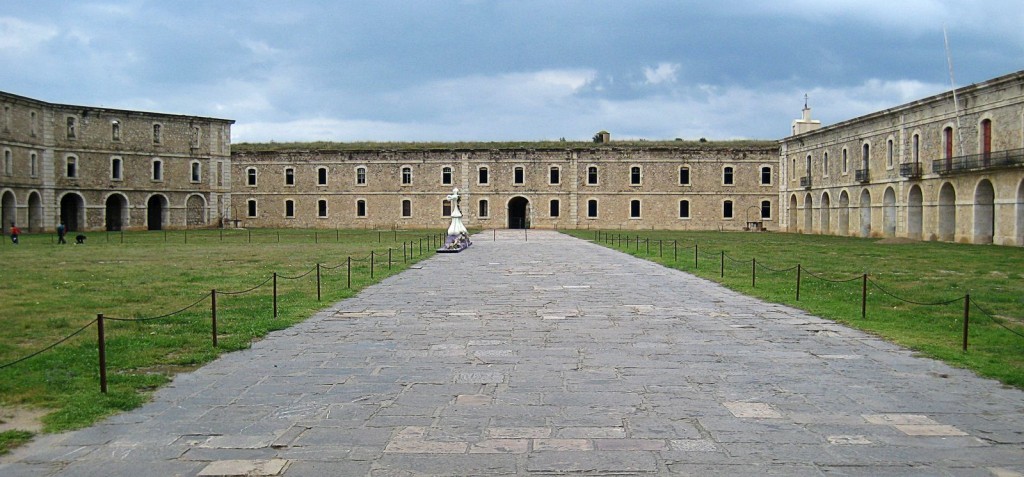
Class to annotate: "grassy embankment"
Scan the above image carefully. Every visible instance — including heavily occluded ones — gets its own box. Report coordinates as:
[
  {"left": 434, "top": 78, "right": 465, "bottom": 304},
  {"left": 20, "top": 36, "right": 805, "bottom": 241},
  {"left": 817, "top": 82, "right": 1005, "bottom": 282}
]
[
  {"left": 0, "top": 228, "right": 441, "bottom": 453},
  {"left": 564, "top": 229, "right": 1024, "bottom": 387}
]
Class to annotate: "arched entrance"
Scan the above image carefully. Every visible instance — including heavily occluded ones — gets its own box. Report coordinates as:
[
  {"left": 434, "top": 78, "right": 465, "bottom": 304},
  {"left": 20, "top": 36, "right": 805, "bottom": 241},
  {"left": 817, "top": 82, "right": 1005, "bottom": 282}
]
[
  {"left": 60, "top": 193, "right": 85, "bottom": 231},
  {"left": 147, "top": 195, "right": 168, "bottom": 231},
  {"left": 788, "top": 195, "right": 797, "bottom": 232},
  {"left": 508, "top": 196, "right": 530, "bottom": 229},
  {"left": 907, "top": 185, "right": 923, "bottom": 240},
  {"left": 820, "top": 192, "right": 831, "bottom": 234},
  {"left": 1017, "top": 180, "right": 1024, "bottom": 246},
  {"left": 106, "top": 194, "right": 128, "bottom": 231},
  {"left": 1, "top": 191, "right": 14, "bottom": 234},
  {"left": 186, "top": 195, "right": 207, "bottom": 227},
  {"left": 938, "top": 182, "right": 956, "bottom": 242},
  {"left": 973, "top": 179, "right": 995, "bottom": 244},
  {"left": 838, "top": 191, "right": 850, "bottom": 236},
  {"left": 882, "top": 187, "right": 896, "bottom": 237},
  {"left": 27, "top": 192, "right": 42, "bottom": 232},
  {"left": 859, "top": 190, "right": 872, "bottom": 238},
  {"left": 803, "top": 193, "right": 813, "bottom": 233}
]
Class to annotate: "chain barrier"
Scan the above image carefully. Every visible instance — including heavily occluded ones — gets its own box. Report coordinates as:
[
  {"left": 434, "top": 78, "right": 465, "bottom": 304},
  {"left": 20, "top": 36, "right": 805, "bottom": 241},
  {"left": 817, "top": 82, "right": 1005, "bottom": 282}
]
[
  {"left": 866, "top": 279, "right": 965, "bottom": 306},
  {"left": 969, "top": 297, "right": 1024, "bottom": 339},
  {"left": 277, "top": 266, "right": 317, "bottom": 280},
  {"left": 0, "top": 318, "right": 98, "bottom": 369},
  {"left": 104, "top": 293, "right": 213, "bottom": 322},
  {"left": 755, "top": 262, "right": 800, "bottom": 273},
  {"left": 218, "top": 275, "right": 275, "bottom": 296},
  {"left": 800, "top": 268, "right": 864, "bottom": 283}
]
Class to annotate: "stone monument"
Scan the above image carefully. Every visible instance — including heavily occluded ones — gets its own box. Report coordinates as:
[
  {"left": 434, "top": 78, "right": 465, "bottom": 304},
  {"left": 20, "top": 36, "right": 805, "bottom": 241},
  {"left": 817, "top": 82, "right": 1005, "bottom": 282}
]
[{"left": 438, "top": 188, "right": 472, "bottom": 253}]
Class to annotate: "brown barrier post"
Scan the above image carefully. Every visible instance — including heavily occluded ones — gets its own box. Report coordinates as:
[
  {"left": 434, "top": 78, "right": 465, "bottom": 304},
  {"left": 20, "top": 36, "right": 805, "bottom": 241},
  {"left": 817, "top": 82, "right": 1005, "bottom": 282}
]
[
  {"left": 184, "top": 229, "right": 188, "bottom": 244},
  {"left": 673, "top": 240, "right": 677, "bottom": 261},
  {"left": 315, "top": 231, "right": 318, "bottom": 244},
  {"left": 419, "top": 238, "right": 423, "bottom": 255},
  {"left": 378, "top": 231, "right": 382, "bottom": 243},
  {"left": 752, "top": 259, "right": 756, "bottom": 287},
  {"left": 861, "top": 273, "right": 868, "bottom": 319},
  {"left": 962, "top": 294, "right": 970, "bottom": 351},
  {"left": 273, "top": 272, "right": 278, "bottom": 318},
  {"left": 720, "top": 251, "right": 724, "bottom": 278},
  {"left": 493, "top": 229, "right": 496, "bottom": 241},
  {"left": 403, "top": 242, "right": 407, "bottom": 262},
  {"left": 796, "top": 264, "right": 802, "bottom": 301},
  {"left": 371, "top": 251, "right": 375, "bottom": 279},
  {"left": 347, "top": 257, "right": 352, "bottom": 288},
  {"left": 388, "top": 248, "right": 393, "bottom": 269},
  {"left": 694, "top": 243, "right": 698, "bottom": 269},
  {"left": 97, "top": 313, "right": 107, "bottom": 394},
  {"left": 211, "top": 289, "right": 218, "bottom": 347},
  {"left": 316, "top": 264, "right": 321, "bottom": 301},
  {"left": 646, "top": 239, "right": 650, "bottom": 255}
]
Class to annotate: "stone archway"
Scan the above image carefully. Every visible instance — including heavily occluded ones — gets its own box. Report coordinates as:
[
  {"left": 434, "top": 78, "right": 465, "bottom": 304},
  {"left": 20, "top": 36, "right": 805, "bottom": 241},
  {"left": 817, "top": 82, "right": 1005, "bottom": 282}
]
[
  {"left": 186, "top": 195, "right": 207, "bottom": 227},
  {"left": 938, "top": 182, "right": 956, "bottom": 242},
  {"left": 788, "top": 194, "right": 797, "bottom": 232},
  {"left": 508, "top": 196, "right": 529, "bottom": 229},
  {"left": 803, "top": 193, "right": 813, "bottom": 233},
  {"left": 883, "top": 187, "right": 897, "bottom": 237},
  {"left": 147, "top": 195, "right": 168, "bottom": 231},
  {"left": 1, "top": 191, "right": 14, "bottom": 234},
  {"left": 820, "top": 192, "right": 831, "bottom": 235},
  {"left": 859, "top": 189, "right": 872, "bottom": 238},
  {"left": 907, "top": 185, "right": 923, "bottom": 240},
  {"left": 838, "top": 191, "right": 850, "bottom": 236},
  {"left": 974, "top": 179, "right": 995, "bottom": 244},
  {"left": 60, "top": 193, "right": 85, "bottom": 232},
  {"left": 106, "top": 194, "right": 129, "bottom": 231}
]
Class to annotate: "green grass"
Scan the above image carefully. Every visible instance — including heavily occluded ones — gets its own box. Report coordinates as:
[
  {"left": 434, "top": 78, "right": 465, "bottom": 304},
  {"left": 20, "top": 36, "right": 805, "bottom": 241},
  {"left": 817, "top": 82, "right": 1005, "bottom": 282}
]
[
  {"left": 0, "top": 430, "right": 34, "bottom": 456},
  {"left": 0, "top": 228, "right": 443, "bottom": 436},
  {"left": 564, "top": 230, "right": 1024, "bottom": 388}
]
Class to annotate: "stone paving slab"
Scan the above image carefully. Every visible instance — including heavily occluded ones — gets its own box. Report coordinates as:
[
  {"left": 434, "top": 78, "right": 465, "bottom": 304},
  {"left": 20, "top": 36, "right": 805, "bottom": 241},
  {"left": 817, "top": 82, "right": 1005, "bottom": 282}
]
[{"left": 2, "top": 230, "right": 1023, "bottom": 476}]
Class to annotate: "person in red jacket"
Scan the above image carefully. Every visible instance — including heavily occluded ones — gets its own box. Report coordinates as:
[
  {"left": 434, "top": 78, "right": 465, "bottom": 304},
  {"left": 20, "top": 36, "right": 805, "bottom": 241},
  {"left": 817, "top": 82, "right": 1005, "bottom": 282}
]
[{"left": 9, "top": 222, "right": 20, "bottom": 245}]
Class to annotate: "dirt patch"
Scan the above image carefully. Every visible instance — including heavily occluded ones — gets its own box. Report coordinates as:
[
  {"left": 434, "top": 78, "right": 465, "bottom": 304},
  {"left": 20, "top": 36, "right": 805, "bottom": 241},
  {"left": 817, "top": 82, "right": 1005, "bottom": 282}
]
[
  {"left": 0, "top": 407, "right": 45, "bottom": 433},
  {"left": 875, "top": 237, "right": 918, "bottom": 245}
]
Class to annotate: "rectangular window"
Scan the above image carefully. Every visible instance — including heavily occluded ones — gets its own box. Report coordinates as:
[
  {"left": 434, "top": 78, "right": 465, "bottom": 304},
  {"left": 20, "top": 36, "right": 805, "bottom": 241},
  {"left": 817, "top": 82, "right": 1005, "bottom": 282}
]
[
  {"left": 478, "top": 167, "right": 489, "bottom": 185},
  {"left": 679, "top": 167, "right": 690, "bottom": 185},
  {"left": 723, "top": 166, "right": 734, "bottom": 185},
  {"left": 442, "top": 166, "right": 452, "bottom": 185},
  {"left": 402, "top": 167, "right": 412, "bottom": 185},
  {"left": 3, "top": 150, "right": 11, "bottom": 176},
  {"left": 356, "top": 167, "right": 366, "bottom": 185},
  {"left": 630, "top": 166, "right": 641, "bottom": 185},
  {"left": 549, "top": 167, "right": 560, "bottom": 184},
  {"left": 357, "top": 200, "right": 366, "bottom": 217},
  {"left": 514, "top": 166, "right": 524, "bottom": 184},
  {"left": 550, "top": 199, "right": 560, "bottom": 217},
  {"left": 317, "top": 167, "right": 328, "bottom": 186},
  {"left": 679, "top": 200, "right": 690, "bottom": 219},
  {"left": 760, "top": 166, "right": 772, "bottom": 185},
  {"left": 842, "top": 149, "right": 849, "bottom": 173},
  {"left": 442, "top": 200, "right": 452, "bottom": 217},
  {"left": 630, "top": 199, "right": 641, "bottom": 218},
  {"left": 823, "top": 153, "right": 829, "bottom": 176},
  {"left": 587, "top": 199, "right": 598, "bottom": 218},
  {"left": 111, "top": 158, "right": 123, "bottom": 181},
  {"left": 285, "top": 200, "right": 295, "bottom": 218},
  {"left": 479, "top": 199, "right": 489, "bottom": 217},
  {"left": 247, "top": 199, "right": 257, "bottom": 217},
  {"left": 66, "top": 157, "right": 77, "bottom": 178},
  {"left": 30, "top": 153, "right": 37, "bottom": 177},
  {"left": 761, "top": 200, "right": 772, "bottom": 220},
  {"left": 285, "top": 168, "right": 295, "bottom": 186},
  {"left": 191, "top": 162, "right": 201, "bottom": 182},
  {"left": 587, "top": 166, "right": 598, "bottom": 185},
  {"left": 723, "top": 200, "right": 734, "bottom": 219},
  {"left": 317, "top": 199, "right": 328, "bottom": 218},
  {"left": 402, "top": 199, "right": 412, "bottom": 217},
  {"left": 152, "top": 160, "right": 163, "bottom": 181},
  {"left": 247, "top": 168, "right": 257, "bottom": 186}
]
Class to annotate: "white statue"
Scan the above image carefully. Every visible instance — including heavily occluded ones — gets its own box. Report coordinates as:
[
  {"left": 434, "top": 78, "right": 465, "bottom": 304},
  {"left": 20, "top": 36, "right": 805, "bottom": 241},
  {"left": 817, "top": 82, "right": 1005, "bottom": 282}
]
[{"left": 446, "top": 188, "right": 468, "bottom": 236}]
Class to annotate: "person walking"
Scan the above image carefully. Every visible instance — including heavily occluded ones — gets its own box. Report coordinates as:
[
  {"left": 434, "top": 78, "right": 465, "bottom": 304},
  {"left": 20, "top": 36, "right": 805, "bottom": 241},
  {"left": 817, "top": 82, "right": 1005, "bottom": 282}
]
[
  {"left": 9, "top": 222, "right": 20, "bottom": 245},
  {"left": 57, "top": 222, "right": 66, "bottom": 244}
]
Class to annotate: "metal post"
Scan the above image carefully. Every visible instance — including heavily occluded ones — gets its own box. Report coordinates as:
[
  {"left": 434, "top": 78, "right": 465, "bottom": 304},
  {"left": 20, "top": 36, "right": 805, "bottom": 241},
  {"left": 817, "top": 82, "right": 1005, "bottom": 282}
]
[
  {"left": 273, "top": 272, "right": 278, "bottom": 318},
  {"left": 796, "top": 264, "right": 802, "bottom": 301},
  {"left": 962, "top": 294, "right": 970, "bottom": 351},
  {"left": 184, "top": 230, "right": 188, "bottom": 244},
  {"left": 315, "top": 231, "right": 318, "bottom": 244},
  {"left": 316, "top": 264, "right": 321, "bottom": 301},
  {"left": 861, "top": 273, "right": 868, "bottom": 319},
  {"left": 378, "top": 231, "right": 382, "bottom": 243},
  {"left": 388, "top": 248, "right": 392, "bottom": 269},
  {"left": 371, "top": 251, "right": 375, "bottom": 279},
  {"left": 659, "top": 240, "right": 662, "bottom": 257},
  {"left": 403, "top": 241, "right": 407, "bottom": 262},
  {"left": 673, "top": 240, "right": 677, "bottom": 261},
  {"left": 97, "top": 314, "right": 107, "bottom": 393},
  {"left": 720, "top": 251, "right": 724, "bottom": 278},
  {"left": 493, "top": 229, "right": 496, "bottom": 241},
  {"left": 694, "top": 243, "right": 698, "bottom": 269},
  {"left": 347, "top": 256, "right": 352, "bottom": 288},
  {"left": 277, "top": 231, "right": 280, "bottom": 243},
  {"left": 211, "top": 289, "right": 218, "bottom": 347},
  {"left": 646, "top": 239, "right": 650, "bottom": 255},
  {"left": 525, "top": 228, "right": 528, "bottom": 242},
  {"left": 752, "top": 259, "right": 756, "bottom": 287}
]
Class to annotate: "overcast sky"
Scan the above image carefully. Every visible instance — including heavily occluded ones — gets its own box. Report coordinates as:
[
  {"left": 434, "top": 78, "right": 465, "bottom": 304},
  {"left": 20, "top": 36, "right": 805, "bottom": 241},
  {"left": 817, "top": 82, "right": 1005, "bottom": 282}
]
[{"left": 1, "top": 1, "right": 1021, "bottom": 143}]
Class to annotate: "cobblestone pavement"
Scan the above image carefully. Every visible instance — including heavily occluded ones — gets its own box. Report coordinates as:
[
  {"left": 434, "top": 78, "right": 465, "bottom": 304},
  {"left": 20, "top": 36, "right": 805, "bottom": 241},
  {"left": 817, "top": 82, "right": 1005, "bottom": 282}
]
[{"left": 3, "top": 230, "right": 1023, "bottom": 476}]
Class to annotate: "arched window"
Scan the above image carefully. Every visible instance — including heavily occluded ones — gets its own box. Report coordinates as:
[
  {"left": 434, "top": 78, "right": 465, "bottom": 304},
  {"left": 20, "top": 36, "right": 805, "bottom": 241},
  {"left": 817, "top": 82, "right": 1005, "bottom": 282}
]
[
  {"left": 587, "top": 166, "right": 599, "bottom": 185},
  {"left": 478, "top": 199, "right": 489, "bottom": 217},
  {"left": 402, "top": 199, "right": 412, "bottom": 217},
  {"left": 679, "top": 166, "right": 690, "bottom": 185},
  {"left": 355, "top": 166, "right": 366, "bottom": 185},
  {"left": 247, "top": 199, "right": 257, "bottom": 217},
  {"left": 630, "top": 199, "right": 641, "bottom": 218},
  {"left": 191, "top": 161, "right": 202, "bottom": 183},
  {"left": 630, "top": 166, "right": 641, "bottom": 185},
  {"left": 912, "top": 134, "right": 920, "bottom": 163},
  {"left": 152, "top": 159, "right": 163, "bottom": 181},
  {"left": 317, "top": 199, "right": 328, "bottom": 218},
  {"left": 30, "top": 152, "right": 37, "bottom": 177},
  {"left": 441, "top": 166, "right": 452, "bottom": 185},
  {"left": 679, "top": 200, "right": 690, "bottom": 218},
  {"left": 356, "top": 200, "right": 366, "bottom": 217},
  {"left": 861, "top": 143, "right": 870, "bottom": 171},
  {"left": 246, "top": 167, "right": 257, "bottom": 186},
  {"left": 886, "top": 138, "right": 894, "bottom": 168},
  {"left": 111, "top": 157, "right": 123, "bottom": 181},
  {"left": 842, "top": 148, "right": 849, "bottom": 173},
  {"left": 284, "top": 200, "right": 295, "bottom": 218},
  {"left": 284, "top": 167, "right": 295, "bottom": 186},
  {"left": 3, "top": 149, "right": 11, "bottom": 176},
  {"left": 66, "top": 155, "right": 78, "bottom": 178},
  {"left": 513, "top": 166, "right": 524, "bottom": 184},
  {"left": 723, "top": 200, "right": 734, "bottom": 219},
  {"left": 823, "top": 152, "right": 829, "bottom": 176},
  {"left": 761, "top": 166, "right": 772, "bottom": 185},
  {"left": 401, "top": 166, "right": 412, "bottom": 185},
  {"left": 317, "top": 167, "right": 328, "bottom": 186},
  {"left": 944, "top": 126, "right": 954, "bottom": 159},
  {"left": 723, "top": 166, "right": 734, "bottom": 185},
  {"left": 587, "top": 199, "right": 598, "bottom": 218},
  {"left": 761, "top": 200, "right": 772, "bottom": 220}
]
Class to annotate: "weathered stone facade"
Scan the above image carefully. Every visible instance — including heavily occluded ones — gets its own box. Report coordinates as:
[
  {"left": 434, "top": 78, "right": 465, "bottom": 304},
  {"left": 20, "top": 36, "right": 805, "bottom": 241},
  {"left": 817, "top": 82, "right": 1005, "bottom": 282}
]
[
  {"left": 0, "top": 91, "right": 234, "bottom": 233},
  {"left": 780, "top": 69, "right": 1024, "bottom": 246},
  {"left": 230, "top": 146, "right": 779, "bottom": 231}
]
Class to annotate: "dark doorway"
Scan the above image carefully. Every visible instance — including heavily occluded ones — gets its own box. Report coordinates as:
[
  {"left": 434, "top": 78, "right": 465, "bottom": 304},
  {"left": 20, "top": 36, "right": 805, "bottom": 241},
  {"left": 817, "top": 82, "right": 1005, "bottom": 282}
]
[
  {"left": 1, "top": 191, "right": 14, "bottom": 234},
  {"left": 508, "top": 196, "right": 529, "bottom": 229},
  {"left": 106, "top": 194, "right": 127, "bottom": 231},
  {"left": 147, "top": 195, "right": 165, "bottom": 231},
  {"left": 60, "top": 193, "right": 84, "bottom": 231}
]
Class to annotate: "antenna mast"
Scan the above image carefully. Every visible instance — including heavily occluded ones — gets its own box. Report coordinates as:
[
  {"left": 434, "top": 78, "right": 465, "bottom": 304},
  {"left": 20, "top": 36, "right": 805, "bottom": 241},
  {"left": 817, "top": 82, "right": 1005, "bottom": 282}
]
[{"left": 943, "top": 26, "right": 964, "bottom": 157}]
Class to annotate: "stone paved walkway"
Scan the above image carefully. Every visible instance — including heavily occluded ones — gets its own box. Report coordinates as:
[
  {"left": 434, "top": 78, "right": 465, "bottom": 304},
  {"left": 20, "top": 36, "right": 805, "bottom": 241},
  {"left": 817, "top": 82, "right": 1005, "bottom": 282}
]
[{"left": 3, "top": 230, "right": 1023, "bottom": 476}]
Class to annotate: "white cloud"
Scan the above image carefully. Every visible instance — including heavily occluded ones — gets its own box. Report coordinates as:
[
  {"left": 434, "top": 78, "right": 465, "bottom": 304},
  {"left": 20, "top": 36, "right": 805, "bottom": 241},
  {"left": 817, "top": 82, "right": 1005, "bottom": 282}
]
[
  {"left": 0, "top": 17, "right": 58, "bottom": 54},
  {"left": 643, "top": 62, "right": 681, "bottom": 85}
]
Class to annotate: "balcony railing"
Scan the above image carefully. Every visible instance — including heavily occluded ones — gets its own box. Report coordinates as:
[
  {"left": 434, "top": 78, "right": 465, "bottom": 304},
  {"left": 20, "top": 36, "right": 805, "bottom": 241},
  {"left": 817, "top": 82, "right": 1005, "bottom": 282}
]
[
  {"left": 855, "top": 169, "right": 869, "bottom": 183},
  {"left": 932, "top": 147, "right": 1024, "bottom": 174},
  {"left": 899, "top": 162, "right": 923, "bottom": 178},
  {"left": 799, "top": 176, "right": 811, "bottom": 189}
]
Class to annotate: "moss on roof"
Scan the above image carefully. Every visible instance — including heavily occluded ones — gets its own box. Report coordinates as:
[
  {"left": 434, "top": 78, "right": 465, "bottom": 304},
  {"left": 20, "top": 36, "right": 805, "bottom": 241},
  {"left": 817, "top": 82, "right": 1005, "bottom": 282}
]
[{"left": 232, "top": 139, "right": 778, "bottom": 153}]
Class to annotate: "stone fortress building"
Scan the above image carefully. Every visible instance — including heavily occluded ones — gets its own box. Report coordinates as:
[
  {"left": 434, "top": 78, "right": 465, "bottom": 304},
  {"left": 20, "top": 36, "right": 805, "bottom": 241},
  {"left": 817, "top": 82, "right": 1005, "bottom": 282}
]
[
  {"left": 2, "top": 68, "right": 1022, "bottom": 245},
  {"left": 780, "top": 69, "right": 1024, "bottom": 246}
]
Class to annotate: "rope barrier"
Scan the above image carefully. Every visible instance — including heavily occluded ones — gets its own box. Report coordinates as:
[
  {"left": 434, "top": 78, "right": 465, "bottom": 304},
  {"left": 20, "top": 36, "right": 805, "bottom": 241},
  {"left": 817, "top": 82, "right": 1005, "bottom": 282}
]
[
  {"left": 218, "top": 275, "right": 274, "bottom": 295},
  {"left": 723, "top": 253, "right": 748, "bottom": 264},
  {"left": 969, "top": 297, "right": 1024, "bottom": 339},
  {"left": 0, "top": 318, "right": 98, "bottom": 369},
  {"left": 104, "top": 293, "right": 213, "bottom": 322},
  {"left": 278, "top": 266, "right": 317, "bottom": 280},
  {"left": 755, "top": 262, "right": 800, "bottom": 273},
  {"left": 866, "top": 279, "right": 964, "bottom": 306},
  {"left": 801, "top": 268, "right": 864, "bottom": 283}
]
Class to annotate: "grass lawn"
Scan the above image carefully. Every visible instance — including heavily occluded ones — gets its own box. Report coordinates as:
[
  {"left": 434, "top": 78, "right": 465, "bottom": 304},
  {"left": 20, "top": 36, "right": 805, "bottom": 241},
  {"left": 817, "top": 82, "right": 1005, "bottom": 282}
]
[
  {"left": 0, "top": 228, "right": 443, "bottom": 450},
  {"left": 564, "top": 229, "right": 1024, "bottom": 388}
]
